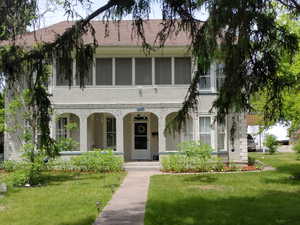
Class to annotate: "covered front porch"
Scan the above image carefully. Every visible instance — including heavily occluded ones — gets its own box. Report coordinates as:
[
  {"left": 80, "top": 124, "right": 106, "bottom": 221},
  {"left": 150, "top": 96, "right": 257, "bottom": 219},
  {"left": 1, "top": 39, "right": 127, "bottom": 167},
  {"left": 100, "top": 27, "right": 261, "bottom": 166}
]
[{"left": 51, "top": 108, "right": 195, "bottom": 162}]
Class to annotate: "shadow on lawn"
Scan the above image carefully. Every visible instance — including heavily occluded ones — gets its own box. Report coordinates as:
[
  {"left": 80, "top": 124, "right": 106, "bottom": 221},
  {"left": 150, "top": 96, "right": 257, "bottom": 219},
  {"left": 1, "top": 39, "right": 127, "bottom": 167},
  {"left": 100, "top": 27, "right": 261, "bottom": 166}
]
[
  {"left": 263, "top": 163, "right": 300, "bottom": 185},
  {"left": 182, "top": 175, "right": 218, "bottom": 183},
  {"left": 145, "top": 190, "right": 300, "bottom": 225}
]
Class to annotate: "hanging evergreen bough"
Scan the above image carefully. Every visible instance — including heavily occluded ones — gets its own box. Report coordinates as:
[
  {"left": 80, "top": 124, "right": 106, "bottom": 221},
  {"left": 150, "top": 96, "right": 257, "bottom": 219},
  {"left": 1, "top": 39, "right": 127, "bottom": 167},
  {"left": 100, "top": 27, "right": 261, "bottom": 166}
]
[{"left": 1, "top": 0, "right": 300, "bottom": 157}]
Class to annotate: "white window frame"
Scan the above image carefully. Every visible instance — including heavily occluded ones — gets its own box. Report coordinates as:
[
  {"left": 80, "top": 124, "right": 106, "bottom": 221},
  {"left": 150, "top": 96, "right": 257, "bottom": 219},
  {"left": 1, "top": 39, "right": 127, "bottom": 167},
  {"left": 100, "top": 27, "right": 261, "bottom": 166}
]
[
  {"left": 216, "top": 119, "right": 227, "bottom": 152},
  {"left": 216, "top": 63, "right": 225, "bottom": 91},
  {"left": 199, "top": 116, "right": 215, "bottom": 148},
  {"left": 105, "top": 116, "right": 116, "bottom": 150},
  {"left": 56, "top": 116, "right": 70, "bottom": 139}
]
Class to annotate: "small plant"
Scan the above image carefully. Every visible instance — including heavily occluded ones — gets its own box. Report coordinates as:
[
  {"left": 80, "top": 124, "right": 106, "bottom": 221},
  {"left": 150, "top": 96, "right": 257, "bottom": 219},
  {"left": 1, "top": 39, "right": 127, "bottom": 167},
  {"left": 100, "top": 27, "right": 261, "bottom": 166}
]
[
  {"left": 264, "top": 134, "right": 279, "bottom": 154},
  {"left": 56, "top": 137, "right": 79, "bottom": 152},
  {"left": 213, "top": 157, "right": 225, "bottom": 172},
  {"left": 293, "top": 139, "right": 300, "bottom": 160},
  {"left": 1, "top": 160, "right": 21, "bottom": 172},
  {"left": 248, "top": 156, "right": 256, "bottom": 166}
]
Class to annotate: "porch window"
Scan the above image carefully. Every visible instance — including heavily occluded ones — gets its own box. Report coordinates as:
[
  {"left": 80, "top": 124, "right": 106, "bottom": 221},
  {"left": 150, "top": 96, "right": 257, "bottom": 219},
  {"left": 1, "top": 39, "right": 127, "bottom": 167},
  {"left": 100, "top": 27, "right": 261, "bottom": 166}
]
[
  {"left": 56, "top": 60, "right": 73, "bottom": 86},
  {"left": 76, "top": 61, "right": 93, "bottom": 85},
  {"left": 175, "top": 57, "right": 191, "bottom": 84},
  {"left": 199, "top": 67, "right": 211, "bottom": 90},
  {"left": 135, "top": 58, "right": 152, "bottom": 85},
  {"left": 155, "top": 58, "right": 172, "bottom": 85},
  {"left": 217, "top": 120, "right": 226, "bottom": 151},
  {"left": 106, "top": 117, "right": 116, "bottom": 149},
  {"left": 96, "top": 58, "right": 112, "bottom": 85},
  {"left": 216, "top": 63, "right": 225, "bottom": 90},
  {"left": 115, "top": 58, "right": 132, "bottom": 85},
  {"left": 57, "top": 117, "right": 68, "bottom": 139},
  {"left": 199, "top": 117, "right": 212, "bottom": 145}
]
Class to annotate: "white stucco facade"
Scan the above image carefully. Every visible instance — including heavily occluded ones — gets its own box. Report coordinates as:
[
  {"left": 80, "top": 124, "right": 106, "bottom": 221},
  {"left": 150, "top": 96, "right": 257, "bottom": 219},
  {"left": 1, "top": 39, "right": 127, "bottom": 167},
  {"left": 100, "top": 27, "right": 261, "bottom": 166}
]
[{"left": 4, "top": 46, "right": 248, "bottom": 163}]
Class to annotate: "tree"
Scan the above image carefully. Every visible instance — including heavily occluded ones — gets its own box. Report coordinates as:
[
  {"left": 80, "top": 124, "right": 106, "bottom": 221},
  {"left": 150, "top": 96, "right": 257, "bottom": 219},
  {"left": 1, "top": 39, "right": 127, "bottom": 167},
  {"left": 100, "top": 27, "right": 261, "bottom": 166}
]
[{"left": 1, "top": 0, "right": 300, "bottom": 158}]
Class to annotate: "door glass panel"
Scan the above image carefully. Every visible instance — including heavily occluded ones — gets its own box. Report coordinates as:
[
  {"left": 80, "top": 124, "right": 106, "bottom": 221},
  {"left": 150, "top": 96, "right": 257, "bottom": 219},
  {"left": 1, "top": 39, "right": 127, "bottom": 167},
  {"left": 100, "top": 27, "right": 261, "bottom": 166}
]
[{"left": 134, "top": 123, "right": 147, "bottom": 150}]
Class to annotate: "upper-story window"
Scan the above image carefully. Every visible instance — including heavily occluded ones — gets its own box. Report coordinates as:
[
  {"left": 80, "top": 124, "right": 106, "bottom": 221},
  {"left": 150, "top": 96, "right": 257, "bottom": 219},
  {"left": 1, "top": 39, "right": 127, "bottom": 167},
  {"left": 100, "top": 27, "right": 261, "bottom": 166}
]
[
  {"left": 96, "top": 58, "right": 112, "bottom": 85},
  {"left": 155, "top": 58, "right": 172, "bottom": 85},
  {"left": 216, "top": 63, "right": 225, "bottom": 90},
  {"left": 116, "top": 58, "right": 132, "bottom": 85},
  {"left": 199, "top": 67, "right": 211, "bottom": 90},
  {"left": 175, "top": 57, "right": 191, "bottom": 84},
  {"left": 56, "top": 60, "right": 73, "bottom": 86},
  {"left": 135, "top": 58, "right": 152, "bottom": 85},
  {"left": 55, "top": 57, "right": 192, "bottom": 86},
  {"left": 76, "top": 62, "right": 93, "bottom": 86}
]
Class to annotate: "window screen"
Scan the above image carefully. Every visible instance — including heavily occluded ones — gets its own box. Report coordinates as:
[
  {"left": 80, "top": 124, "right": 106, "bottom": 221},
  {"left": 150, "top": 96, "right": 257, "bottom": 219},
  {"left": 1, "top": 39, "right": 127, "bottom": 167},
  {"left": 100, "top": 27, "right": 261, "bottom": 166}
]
[
  {"left": 115, "top": 58, "right": 132, "bottom": 85},
  {"left": 106, "top": 117, "right": 116, "bottom": 149},
  {"left": 56, "top": 117, "right": 68, "bottom": 139},
  {"left": 175, "top": 57, "right": 191, "bottom": 84},
  {"left": 217, "top": 121, "right": 226, "bottom": 151},
  {"left": 199, "top": 67, "right": 211, "bottom": 90},
  {"left": 76, "top": 62, "right": 93, "bottom": 85},
  {"left": 96, "top": 58, "right": 112, "bottom": 85},
  {"left": 155, "top": 58, "right": 171, "bottom": 85},
  {"left": 56, "top": 60, "right": 73, "bottom": 86},
  {"left": 216, "top": 63, "right": 225, "bottom": 90},
  {"left": 135, "top": 58, "right": 152, "bottom": 85},
  {"left": 199, "top": 117, "right": 212, "bottom": 145}
]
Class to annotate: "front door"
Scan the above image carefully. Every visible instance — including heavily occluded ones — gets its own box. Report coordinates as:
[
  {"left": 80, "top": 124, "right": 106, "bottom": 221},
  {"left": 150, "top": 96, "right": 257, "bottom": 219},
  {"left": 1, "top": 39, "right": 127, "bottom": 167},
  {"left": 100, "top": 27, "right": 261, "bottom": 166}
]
[{"left": 132, "top": 121, "right": 151, "bottom": 160}]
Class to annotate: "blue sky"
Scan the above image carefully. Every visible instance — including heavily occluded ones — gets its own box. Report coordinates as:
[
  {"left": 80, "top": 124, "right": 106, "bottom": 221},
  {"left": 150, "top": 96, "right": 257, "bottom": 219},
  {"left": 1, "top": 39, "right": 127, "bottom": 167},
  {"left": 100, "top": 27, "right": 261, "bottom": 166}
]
[{"left": 38, "top": 0, "right": 208, "bottom": 28}]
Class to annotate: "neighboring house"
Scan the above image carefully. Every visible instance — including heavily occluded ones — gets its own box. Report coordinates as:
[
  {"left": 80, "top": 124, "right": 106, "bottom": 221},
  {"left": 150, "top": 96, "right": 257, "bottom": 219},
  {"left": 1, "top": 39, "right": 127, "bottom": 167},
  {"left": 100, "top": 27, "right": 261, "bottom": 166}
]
[{"left": 4, "top": 20, "right": 248, "bottom": 163}]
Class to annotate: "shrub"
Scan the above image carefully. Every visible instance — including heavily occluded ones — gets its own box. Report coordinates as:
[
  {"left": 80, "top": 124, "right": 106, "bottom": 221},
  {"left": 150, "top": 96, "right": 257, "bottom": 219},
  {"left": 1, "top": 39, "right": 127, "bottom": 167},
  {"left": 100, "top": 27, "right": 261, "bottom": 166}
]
[
  {"left": 71, "top": 150, "right": 123, "bottom": 172},
  {"left": 264, "top": 134, "right": 279, "bottom": 154},
  {"left": 56, "top": 137, "right": 79, "bottom": 152},
  {"left": 212, "top": 157, "right": 225, "bottom": 172},
  {"left": 248, "top": 156, "right": 256, "bottom": 166},
  {"left": 0, "top": 160, "right": 22, "bottom": 172},
  {"left": 293, "top": 139, "right": 300, "bottom": 159},
  {"left": 9, "top": 161, "right": 44, "bottom": 186},
  {"left": 162, "top": 141, "right": 213, "bottom": 172}
]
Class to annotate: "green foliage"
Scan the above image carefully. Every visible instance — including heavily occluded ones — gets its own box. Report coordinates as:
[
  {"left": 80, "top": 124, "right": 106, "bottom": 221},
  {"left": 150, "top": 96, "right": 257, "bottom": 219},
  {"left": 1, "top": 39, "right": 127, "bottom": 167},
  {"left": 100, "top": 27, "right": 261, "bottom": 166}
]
[
  {"left": 212, "top": 157, "right": 225, "bottom": 172},
  {"left": 55, "top": 137, "right": 79, "bottom": 152},
  {"left": 248, "top": 156, "right": 256, "bottom": 166},
  {"left": 264, "top": 134, "right": 279, "bottom": 155},
  {"left": 70, "top": 150, "right": 123, "bottom": 172},
  {"left": 162, "top": 141, "right": 214, "bottom": 172},
  {"left": 0, "top": 160, "right": 22, "bottom": 172},
  {"left": 293, "top": 139, "right": 300, "bottom": 159}
]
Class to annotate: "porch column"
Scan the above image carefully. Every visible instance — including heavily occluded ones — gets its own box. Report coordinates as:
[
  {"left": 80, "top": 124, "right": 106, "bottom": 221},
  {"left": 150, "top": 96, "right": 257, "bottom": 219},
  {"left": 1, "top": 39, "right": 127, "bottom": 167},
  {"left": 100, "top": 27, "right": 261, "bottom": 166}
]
[
  {"left": 50, "top": 117, "right": 56, "bottom": 139},
  {"left": 116, "top": 114, "right": 124, "bottom": 153},
  {"left": 158, "top": 114, "right": 166, "bottom": 153},
  {"left": 193, "top": 112, "right": 200, "bottom": 141},
  {"left": 80, "top": 114, "right": 88, "bottom": 152}
]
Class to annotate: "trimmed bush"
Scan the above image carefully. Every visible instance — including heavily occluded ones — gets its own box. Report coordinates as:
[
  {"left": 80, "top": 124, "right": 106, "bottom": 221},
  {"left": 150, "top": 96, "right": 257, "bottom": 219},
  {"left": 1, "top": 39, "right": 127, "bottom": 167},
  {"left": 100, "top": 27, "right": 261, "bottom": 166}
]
[
  {"left": 70, "top": 150, "right": 123, "bottom": 172},
  {"left": 264, "top": 134, "right": 279, "bottom": 154}
]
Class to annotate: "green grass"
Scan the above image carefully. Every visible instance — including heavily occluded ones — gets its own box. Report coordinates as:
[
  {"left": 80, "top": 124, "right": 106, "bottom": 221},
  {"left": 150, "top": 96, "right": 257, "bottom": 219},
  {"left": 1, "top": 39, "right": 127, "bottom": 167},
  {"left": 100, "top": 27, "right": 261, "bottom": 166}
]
[
  {"left": 0, "top": 171, "right": 126, "bottom": 225},
  {"left": 145, "top": 152, "right": 300, "bottom": 225}
]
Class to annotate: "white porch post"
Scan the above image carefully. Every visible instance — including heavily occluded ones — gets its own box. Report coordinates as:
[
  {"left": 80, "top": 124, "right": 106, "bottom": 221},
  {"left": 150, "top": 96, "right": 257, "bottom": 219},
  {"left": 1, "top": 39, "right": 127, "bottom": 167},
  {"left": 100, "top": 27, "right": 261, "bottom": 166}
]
[
  {"left": 158, "top": 114, "right": 166, "bottom": 153},
  {"left": 116, "top": 113, "right": 124, "bottom": 154},
  {"left": 193, "top": 112, "right": 200, "bottom": 141},
  {"left": 50, "top": 118, "right": 56, "bottom": 139},
  {"left": 80, "top": 114, "right": 88, "bottom": 152}
]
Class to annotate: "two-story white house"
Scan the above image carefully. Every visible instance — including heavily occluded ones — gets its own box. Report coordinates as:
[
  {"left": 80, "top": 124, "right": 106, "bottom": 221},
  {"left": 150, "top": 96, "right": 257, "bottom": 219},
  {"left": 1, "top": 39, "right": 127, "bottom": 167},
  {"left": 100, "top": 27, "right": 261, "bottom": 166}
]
[{"left": 4, "top": 20, "right": 248, "bottom": 163}]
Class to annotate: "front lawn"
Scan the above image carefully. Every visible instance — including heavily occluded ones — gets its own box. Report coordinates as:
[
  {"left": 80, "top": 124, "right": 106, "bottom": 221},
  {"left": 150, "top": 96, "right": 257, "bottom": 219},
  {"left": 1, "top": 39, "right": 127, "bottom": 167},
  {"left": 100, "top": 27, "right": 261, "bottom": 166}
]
[
  {"left": 0, "top": 171, "right": 125, "bottom": 225},
  {"left": 145, "top": 152, "right": 300, "bottom": 225}
]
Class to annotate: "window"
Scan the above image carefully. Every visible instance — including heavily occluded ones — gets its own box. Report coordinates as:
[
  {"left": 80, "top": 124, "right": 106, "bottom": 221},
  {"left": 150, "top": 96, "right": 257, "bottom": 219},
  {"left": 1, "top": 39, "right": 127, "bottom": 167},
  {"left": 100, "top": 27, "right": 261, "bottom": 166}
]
[
  {"left": 199, "top": 117, "right": 212, "bottom": 145},
  {"left": 57, "top": 117, "right": 68, "bottom": 139},
  {"left": 56, "top": 60, "right": 73, "bottom": 86},
  {"left": 115, "top": 58, "right": 132, "bottom": 85},
  {"left": 216, "top": 63, "right": 225, "bottom": 90},
  {"left": 199, "top": 67, "right": 211, "bottom": 90},
  {"left": 106, "top": 117, "right": 116, "bottom": 149},
  {"left": 217, "top": 121, "right": 226, "bottom": 151},
  {"left": 175, "top": 57, "right": 191, "bottom": 84},
  {"left": 135, "top": 58, "right": 152, "bottom": 85},
  {"left": 155, "top": 58, "right": 172, "bottom": 84},
  {"left": 96, "top": 58, "right": 112, "bottom": 85},
  {"left": 76, "top": 61, "right": 93, "bottom": 85}
]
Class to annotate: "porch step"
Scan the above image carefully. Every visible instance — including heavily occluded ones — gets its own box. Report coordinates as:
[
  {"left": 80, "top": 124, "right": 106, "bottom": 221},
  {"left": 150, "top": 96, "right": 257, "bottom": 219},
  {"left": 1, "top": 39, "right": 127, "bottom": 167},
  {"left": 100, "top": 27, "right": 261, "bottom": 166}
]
[{"left": 124, "top": 161, "right": 161, "bottom": 171}]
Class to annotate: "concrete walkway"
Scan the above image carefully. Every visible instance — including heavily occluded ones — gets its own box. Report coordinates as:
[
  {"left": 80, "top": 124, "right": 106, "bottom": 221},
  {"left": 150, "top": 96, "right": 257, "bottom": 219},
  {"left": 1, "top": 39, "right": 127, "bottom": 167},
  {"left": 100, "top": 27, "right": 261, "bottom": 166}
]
[{"left": 93, "top": 170, "right": 160, "bottom": 225}]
